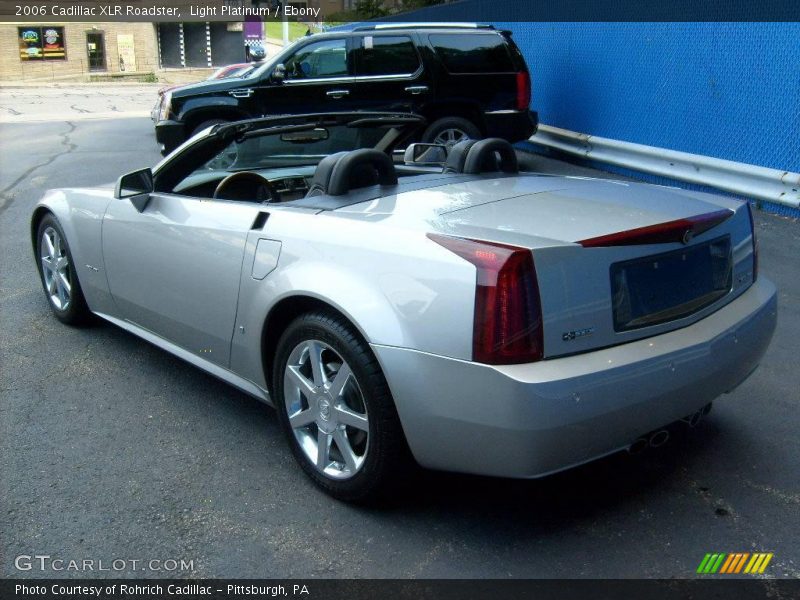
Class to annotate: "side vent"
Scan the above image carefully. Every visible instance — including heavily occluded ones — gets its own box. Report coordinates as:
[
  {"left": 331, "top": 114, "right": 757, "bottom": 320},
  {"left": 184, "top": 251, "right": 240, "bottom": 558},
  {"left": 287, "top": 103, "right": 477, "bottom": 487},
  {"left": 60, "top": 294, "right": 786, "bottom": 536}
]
[{"left": 251, "top": 212, "right": 269, "bottom": 231}]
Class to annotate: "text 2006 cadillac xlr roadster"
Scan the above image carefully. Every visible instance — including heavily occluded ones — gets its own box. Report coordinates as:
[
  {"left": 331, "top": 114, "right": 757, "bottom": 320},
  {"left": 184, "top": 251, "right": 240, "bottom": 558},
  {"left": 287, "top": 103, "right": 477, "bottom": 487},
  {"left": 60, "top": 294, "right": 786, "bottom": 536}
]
[{"left": 32, "top": 112, "right": 776, "bottom": 501}]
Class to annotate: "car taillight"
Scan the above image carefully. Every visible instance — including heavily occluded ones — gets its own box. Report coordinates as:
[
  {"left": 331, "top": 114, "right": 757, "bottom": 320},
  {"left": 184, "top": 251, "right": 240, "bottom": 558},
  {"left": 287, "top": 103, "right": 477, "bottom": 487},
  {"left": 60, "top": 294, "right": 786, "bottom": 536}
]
[
  {"left": 578, "top": 209, "right": 734, "bottom": 247},
  {"left": 428, "top": 234, "right": 543, "bottom": 365},
  {"left": 516, "top": 71, "right": 531, "bottom": 111},
  {"left": 746, "top": 203, "right": 759, "bottom": 281}
]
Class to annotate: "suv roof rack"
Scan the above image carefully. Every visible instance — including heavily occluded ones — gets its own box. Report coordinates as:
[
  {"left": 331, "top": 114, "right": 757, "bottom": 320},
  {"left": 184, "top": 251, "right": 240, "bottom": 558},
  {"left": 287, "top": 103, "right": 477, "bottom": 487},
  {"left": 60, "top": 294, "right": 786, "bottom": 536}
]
[{"left": 353, "top": 23, "right": 495, "bottom": 32}]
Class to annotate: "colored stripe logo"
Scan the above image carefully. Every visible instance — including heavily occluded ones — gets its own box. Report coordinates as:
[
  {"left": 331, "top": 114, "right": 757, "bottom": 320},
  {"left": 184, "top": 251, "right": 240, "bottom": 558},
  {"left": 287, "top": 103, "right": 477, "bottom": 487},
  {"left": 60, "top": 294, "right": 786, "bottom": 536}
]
[{"left": 697, "top": 553, "right": 773, "bottom": 574}]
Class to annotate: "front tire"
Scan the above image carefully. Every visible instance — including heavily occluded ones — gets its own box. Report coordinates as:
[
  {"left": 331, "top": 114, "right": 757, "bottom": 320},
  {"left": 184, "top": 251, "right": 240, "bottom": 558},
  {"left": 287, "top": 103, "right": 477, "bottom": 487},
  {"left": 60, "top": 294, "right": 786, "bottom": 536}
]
[
  {"left": 273, "top": 311, "right": 412, "bottom": 503},
  {"left": 35, "top": 214, "right": 90, "bottom": 325}
]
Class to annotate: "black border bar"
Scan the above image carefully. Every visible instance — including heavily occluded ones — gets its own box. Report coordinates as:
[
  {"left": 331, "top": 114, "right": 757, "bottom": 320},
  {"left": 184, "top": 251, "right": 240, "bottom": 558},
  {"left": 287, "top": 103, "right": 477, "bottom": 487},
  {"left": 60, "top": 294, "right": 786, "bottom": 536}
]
[
  {"left": 0, "top": 0, "right": 799, "bottom": 23},
  {"left": 2, "top": 579, "right": 800, "bottom": 600}
]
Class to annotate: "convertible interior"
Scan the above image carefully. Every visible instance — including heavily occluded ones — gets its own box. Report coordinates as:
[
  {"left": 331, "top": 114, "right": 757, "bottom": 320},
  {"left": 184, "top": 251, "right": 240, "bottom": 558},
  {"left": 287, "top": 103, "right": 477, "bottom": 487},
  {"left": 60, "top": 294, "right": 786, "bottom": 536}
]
[{"left": 155, "top": 113, "right": 521, "bottom": 208}]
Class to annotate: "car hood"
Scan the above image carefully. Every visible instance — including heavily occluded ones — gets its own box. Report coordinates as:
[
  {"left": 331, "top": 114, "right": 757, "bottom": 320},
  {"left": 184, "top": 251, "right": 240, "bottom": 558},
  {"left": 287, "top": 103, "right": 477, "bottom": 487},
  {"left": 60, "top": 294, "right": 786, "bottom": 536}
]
[{"left": 170, "top": 76, "right": 252, "bottom": 97}]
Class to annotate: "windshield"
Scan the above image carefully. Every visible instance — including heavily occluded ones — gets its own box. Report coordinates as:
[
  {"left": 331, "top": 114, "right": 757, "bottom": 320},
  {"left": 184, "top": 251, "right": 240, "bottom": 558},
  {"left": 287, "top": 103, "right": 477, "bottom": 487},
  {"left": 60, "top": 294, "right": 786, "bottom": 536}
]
[
  {"left": 154, "top": 113, "right": 425, "bottom": 195},
  {"left": 197, "top": 124, "right": 387, "bottom": 173}
]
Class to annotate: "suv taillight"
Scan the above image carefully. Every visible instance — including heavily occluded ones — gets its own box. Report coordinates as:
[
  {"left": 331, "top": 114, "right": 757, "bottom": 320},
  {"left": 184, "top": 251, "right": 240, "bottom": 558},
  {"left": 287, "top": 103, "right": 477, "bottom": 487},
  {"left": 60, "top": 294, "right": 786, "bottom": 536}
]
[
  {"left": 516, "top": 71, "right": 531, "bottom": 111},
  {"left": 747, "top": 203, "right": 759, "bottom": 281},
  {"left": 428, "top": 234, "right": 543, "bottom": 365}
]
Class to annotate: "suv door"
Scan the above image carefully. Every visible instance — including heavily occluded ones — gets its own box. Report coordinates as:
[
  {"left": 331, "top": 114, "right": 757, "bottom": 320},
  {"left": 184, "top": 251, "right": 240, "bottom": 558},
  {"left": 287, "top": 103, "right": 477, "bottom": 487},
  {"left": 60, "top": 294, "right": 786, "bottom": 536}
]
[
  {"left": 350, "top": 33, "right": 430, "bottom": 113},
  {"left": 248, "top": 37, "right": 355, "bottom": 116}
]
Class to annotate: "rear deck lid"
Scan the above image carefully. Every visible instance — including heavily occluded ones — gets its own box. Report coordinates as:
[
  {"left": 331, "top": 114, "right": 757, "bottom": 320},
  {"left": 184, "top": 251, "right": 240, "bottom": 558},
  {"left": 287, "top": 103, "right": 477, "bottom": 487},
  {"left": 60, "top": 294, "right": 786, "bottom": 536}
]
[{"left": 437, "top": 176, "right": 734, "bottom": 247}]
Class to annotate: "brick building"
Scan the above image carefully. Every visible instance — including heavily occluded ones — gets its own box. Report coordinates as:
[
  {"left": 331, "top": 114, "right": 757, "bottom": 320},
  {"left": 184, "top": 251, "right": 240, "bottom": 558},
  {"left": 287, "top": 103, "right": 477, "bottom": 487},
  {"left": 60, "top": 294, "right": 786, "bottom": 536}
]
[
  {"left": 1, "top": 22, "right": 161, "bottom": 80},
  {"left": 0, "top": 20, "right": 251, "bottom": 81}
]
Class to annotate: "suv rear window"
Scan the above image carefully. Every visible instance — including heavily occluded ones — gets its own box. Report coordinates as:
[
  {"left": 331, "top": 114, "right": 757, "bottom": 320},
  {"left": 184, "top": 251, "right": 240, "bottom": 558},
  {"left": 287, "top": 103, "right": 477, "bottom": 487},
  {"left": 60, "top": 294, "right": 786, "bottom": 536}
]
[
  {"left": 430, "top": 33, "right": 515, "bottom": 74},
  {"left": 356, "top": 35, "right": 420, "bottom": 76}
]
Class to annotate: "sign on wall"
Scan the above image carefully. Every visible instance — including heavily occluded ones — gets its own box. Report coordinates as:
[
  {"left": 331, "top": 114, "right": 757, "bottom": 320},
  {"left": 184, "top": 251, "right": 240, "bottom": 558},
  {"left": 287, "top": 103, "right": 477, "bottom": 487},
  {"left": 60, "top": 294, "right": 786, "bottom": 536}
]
[
  {"left": 117, "top": 34, "right": 136, "bottom": 71},
  {"left": 18, "top": 27, "right": 66, "bottom": 60}
]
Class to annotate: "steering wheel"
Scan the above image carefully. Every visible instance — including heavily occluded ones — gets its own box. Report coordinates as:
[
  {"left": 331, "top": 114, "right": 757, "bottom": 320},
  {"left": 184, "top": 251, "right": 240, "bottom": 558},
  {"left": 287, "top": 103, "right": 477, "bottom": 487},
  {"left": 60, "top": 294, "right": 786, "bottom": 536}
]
[{"left": 212, "top": 171, "right": 280, "bottom": 203}]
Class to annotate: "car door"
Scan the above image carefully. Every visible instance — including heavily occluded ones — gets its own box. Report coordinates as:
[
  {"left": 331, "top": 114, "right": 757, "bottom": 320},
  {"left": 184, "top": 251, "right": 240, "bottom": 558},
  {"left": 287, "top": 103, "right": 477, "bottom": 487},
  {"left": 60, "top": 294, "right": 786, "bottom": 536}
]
[
  {"left": 350, "top": 33, "right": 430, "bottom": 113},
  {"left": 246, "top": 37, "right": 356, "bottom": 116},
  {"left": 102, "top": 193, "right": 264, "bottom": 368}
]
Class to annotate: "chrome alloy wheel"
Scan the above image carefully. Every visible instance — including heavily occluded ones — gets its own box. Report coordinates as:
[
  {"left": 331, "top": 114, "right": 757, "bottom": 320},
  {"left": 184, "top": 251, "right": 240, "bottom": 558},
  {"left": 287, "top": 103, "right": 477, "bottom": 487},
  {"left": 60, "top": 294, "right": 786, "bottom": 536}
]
[
  {"left": 283, "top": 340, "right": 369, "bottom": 480},
  {"left": 433, "top": 127, "right": 469, "bottom": 149},
  {"left": 40, "top": 226, "right": 71, "bottom": 310}
]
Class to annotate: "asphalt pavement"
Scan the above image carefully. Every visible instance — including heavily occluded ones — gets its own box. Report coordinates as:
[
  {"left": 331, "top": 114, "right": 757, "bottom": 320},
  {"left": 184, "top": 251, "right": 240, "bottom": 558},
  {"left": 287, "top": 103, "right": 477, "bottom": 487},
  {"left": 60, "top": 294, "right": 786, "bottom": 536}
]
[{"left": 0, "top": 88, "right": 798, "bottom": 579}]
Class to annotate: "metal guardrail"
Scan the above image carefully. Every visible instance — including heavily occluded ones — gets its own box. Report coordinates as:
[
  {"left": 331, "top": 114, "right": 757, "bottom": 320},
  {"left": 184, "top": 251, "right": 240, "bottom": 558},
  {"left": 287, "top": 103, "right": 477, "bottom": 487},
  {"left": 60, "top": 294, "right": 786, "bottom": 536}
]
[{"left": 529, "top": 124, "right": 800, "bottom": 208}]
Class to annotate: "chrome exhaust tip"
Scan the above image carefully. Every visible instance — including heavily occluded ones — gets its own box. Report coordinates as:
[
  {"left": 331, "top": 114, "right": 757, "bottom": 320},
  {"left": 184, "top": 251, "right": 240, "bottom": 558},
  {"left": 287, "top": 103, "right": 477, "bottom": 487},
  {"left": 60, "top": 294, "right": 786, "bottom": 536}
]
[
  {"left": 682, "top": 411, "right": 703, "bottom": 428},
  {"left": 628, "top": 437, "right": 649, "bottom": 454},
  {"left": 648, "top": 429, "right": 670, "bottom": 448}
]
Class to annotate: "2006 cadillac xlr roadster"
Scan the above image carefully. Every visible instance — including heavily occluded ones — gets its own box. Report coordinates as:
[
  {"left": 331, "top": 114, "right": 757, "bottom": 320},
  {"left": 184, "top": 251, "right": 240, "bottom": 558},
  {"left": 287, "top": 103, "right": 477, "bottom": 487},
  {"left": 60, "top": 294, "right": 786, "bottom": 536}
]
[{"left": 32, "top": 112, "right": 777, "bottom": 501}]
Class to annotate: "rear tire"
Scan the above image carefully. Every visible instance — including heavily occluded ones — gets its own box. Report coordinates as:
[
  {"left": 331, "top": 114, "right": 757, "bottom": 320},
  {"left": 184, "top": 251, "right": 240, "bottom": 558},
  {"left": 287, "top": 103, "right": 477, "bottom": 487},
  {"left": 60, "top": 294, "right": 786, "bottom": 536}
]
[
  {"left": 35, "top": 214, "right": 91, "bottom": 325},
  {"left": 422, "top": 116, "right": 481, "bottom": 149},
  {"left": 272, "top": 311, "right": 413, "bottom": 503}
]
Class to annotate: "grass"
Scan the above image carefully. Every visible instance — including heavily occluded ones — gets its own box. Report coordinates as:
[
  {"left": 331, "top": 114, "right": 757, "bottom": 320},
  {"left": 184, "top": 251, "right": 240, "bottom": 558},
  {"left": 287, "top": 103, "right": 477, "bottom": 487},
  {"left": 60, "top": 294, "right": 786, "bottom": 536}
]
[{"left": 265, "top": 21, "right": 311, "bottom": 42}]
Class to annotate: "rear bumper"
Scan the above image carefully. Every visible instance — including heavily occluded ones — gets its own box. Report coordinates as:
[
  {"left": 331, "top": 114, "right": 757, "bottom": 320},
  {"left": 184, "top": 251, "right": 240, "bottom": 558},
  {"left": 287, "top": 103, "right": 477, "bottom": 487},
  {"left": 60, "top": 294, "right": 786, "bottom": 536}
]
[
  {"left": 154, "top": 119, "right": 185, "bottom": 155},
  {"left": 484, "top": 109, "right": 538, "bottom": 143},
  {"left": 373, "top": 278, "right": 777, "bottom": 478}
]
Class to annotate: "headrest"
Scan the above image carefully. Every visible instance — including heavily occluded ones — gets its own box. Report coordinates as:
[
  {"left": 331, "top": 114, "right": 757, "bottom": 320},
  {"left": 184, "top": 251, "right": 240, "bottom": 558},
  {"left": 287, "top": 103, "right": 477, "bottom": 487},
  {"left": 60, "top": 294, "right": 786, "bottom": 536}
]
[
  {"left": 306, "top": 151, "right": 348, "bottom": 198},
  {"left": 330, "top": 149, "right": 397, "bottom": 195},
  {"left": 443, "top": 139, "right": 478, "bottom": 174},
  {"left": 462, "top": 138, "right": 518, "bottom": 174}
]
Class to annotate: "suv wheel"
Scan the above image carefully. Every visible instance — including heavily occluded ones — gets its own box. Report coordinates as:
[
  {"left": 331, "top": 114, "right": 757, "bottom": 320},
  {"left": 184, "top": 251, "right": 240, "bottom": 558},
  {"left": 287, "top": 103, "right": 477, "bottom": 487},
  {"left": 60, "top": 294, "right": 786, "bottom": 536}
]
[
  {"left": 273, "top": 311, "right": 413, "bottom": 503},
  {"left": 422, "top": 116, "right": 481, "bottom": 149}
]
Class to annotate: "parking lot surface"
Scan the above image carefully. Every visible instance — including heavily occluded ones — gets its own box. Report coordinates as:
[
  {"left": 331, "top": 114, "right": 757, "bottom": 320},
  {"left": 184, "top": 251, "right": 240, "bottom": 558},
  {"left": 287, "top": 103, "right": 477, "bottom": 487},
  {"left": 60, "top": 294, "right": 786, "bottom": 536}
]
[
  {"left": 0, "top": 88, "right": 798, "bottom": 578},
  {"left": 0, "top": 85, "right": 159, "bottom": 124}
]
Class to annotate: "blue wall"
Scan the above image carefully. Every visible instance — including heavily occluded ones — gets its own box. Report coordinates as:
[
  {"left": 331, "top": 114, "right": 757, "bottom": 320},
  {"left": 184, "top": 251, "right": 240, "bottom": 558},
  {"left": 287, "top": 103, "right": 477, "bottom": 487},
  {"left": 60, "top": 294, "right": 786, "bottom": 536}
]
[
  {"left": 501, "top": 21, "right": 800, "bottom": 216},
  {"left": 499, "top": 22, "right": 800, "bottom": 175}
]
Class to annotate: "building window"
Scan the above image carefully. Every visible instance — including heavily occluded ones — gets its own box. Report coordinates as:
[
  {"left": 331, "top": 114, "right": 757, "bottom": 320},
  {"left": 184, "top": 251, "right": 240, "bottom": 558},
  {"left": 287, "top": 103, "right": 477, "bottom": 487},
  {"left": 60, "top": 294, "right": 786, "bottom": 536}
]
[{"left": 18, "top": 26, "right": 66, "bottom": 61}]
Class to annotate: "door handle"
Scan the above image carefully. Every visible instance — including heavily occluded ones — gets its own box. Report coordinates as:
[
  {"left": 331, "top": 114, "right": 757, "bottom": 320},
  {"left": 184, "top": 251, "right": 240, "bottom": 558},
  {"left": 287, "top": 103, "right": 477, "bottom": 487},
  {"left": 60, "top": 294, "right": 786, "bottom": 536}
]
[
  {"left": 326, "top": 89, "right": 350, "bottom": 99},
  {"left": 229, "top": 89, "right": 254, "bottom": 99},
  {"left": 404, "top": 85, "right": 429, "bottom": 95}
]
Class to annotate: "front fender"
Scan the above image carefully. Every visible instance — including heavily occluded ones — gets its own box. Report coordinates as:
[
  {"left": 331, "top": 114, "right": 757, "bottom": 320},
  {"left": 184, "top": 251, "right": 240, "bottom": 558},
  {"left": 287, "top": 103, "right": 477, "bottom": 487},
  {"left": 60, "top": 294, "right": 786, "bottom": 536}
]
[
  {"left": 31, "top": 187, "right": 117, "bottom": 315},
  {"left": 177, "top": 95, "right": 248, "bottom": 123}
]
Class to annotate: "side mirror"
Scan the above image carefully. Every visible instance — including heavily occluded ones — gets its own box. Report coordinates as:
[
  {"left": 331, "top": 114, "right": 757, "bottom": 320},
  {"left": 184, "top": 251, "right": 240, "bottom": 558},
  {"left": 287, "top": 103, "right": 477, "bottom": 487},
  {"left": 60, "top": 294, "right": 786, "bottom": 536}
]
[
  {"left": 271, "top": 63, "right": 286, "bottom": 83},
  {"left": 114, "top": 168, "right": 153, "bottom": 211},
  {"left": 403, "top": 143, "right": 448, "bottom": 166}
]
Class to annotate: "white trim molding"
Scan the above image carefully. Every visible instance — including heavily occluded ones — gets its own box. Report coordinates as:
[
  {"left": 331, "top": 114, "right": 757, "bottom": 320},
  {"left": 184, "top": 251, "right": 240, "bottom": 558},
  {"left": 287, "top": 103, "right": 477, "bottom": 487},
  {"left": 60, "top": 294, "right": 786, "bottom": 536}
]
[{"left": 530, "top": 124, "right": 800, "bottom": 208}]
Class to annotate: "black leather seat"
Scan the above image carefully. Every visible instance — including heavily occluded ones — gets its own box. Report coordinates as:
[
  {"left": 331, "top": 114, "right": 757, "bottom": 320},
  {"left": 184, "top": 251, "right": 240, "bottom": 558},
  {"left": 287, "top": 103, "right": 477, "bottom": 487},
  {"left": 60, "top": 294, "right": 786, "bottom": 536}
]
[
  {"left": 306, "top": 149, "right": 398, "bottom": 197},
  {"left": 443, "top": 138, "right": 519, "bottom": 175}
]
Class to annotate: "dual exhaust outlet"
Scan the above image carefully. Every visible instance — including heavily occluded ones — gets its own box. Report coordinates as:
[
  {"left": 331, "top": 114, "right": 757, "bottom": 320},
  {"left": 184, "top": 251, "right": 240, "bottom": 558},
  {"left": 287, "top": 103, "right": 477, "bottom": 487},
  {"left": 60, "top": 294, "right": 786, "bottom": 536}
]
[{"left": 628, "top": 403, "right": 713, "bottom": 454}]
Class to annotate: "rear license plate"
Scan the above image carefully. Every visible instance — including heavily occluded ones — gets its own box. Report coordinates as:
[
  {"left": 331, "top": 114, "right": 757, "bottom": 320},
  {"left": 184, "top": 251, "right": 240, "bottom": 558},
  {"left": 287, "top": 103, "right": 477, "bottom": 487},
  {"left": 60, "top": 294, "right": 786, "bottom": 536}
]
[{"left": 611, "top": 236, "right": 732, "bottom": 331}]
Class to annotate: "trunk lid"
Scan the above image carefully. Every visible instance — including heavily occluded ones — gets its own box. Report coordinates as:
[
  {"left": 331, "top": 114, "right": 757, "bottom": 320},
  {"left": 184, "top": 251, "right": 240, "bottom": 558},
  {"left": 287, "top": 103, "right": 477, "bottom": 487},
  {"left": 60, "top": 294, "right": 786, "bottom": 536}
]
[
  {"left": 436, "top": 176, "right": 734, "bottom": 246},
  {"left": 432, "top": 176, "right": 755, "bottom": 359}
]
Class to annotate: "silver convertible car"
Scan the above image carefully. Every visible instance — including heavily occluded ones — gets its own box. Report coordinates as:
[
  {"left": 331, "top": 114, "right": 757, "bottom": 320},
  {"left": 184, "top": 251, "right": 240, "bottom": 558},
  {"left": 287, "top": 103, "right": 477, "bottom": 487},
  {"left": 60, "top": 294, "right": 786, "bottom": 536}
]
[{"left": 31, "top": 112, "right": 776, "bottom": 501}]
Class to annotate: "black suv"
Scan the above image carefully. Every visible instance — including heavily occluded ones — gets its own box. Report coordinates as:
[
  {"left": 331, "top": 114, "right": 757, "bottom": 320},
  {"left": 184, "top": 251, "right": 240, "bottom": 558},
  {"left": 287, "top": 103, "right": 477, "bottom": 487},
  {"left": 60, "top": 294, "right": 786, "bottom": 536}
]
[{"left": 155, "top": 24, "right": 537, "bottom": 155}]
